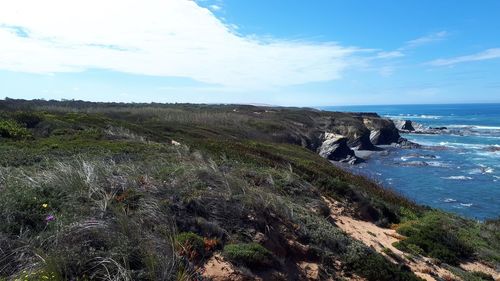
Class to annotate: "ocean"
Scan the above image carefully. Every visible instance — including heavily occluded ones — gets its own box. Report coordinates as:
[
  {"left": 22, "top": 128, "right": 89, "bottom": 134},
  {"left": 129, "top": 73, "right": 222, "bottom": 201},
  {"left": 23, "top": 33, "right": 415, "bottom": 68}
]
[{"left": 321, "top": 104, "right": 500, "bottom": 220}]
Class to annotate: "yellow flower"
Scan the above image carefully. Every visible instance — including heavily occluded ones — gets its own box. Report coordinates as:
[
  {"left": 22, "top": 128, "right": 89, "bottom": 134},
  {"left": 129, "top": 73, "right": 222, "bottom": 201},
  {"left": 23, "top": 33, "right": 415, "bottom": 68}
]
[{"left": 42, "top": 203, "right": 48, "bottom": 208}]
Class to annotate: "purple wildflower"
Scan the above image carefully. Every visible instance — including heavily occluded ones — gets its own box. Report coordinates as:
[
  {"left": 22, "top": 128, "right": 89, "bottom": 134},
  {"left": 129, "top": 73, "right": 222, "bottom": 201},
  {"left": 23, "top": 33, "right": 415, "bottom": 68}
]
[{"left": 45, "top": 215, "right": 55, "bottom": 222}]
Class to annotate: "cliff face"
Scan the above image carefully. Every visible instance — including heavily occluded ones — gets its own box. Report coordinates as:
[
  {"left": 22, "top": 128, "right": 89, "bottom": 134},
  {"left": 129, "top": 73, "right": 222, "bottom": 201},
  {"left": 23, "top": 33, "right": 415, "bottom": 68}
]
[
  {"left": 362, "top": 115, "right": 401, "bottom": 145},
  {"left": 282, "top": 111, "right": 406, "bottom": 162},
  {"left": 240, "top": 109, "right": 409, "bottom": 163},
  {"left": 227, "top": 109, "right": 404, "bottom": 163}
]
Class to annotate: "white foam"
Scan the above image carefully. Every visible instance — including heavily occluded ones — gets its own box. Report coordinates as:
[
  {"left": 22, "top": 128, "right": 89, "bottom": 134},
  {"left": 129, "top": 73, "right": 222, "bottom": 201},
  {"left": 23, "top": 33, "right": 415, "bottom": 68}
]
[
  {"left": 460, "top": 203, "right": 473, "bottom": 207},
  {"left": 447, "top": 124, "right": 500, "bottom": 130},
  {"left": 443, "top": 198, "right": 457, "bottom": 203},
  {"left": 439, "top": 142, "right": 457, "bottom": 148},
  {"left": 427, "top": 161, "right": 450, "bottom": 167},
  {"left": 384, "top": 114, "right": 442, "bottom": 120},
  {"left": 469, "top": 166, "right": 495, "bottom": 174},
  {"left": 441, "top": 176, "right": 473, "bottom": 180},
  {"left": 475, "top": 125, "right": 500, "bottom": 130},
  {"left": 438, "top": 142, "right": 487, "bottom": 150}
]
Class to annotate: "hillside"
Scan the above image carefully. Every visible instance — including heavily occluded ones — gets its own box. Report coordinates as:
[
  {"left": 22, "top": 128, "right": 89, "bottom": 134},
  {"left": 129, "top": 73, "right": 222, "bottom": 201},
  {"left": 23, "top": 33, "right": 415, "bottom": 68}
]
[{"left": 0, "top": 99, "right": 498, "bottom": 281}]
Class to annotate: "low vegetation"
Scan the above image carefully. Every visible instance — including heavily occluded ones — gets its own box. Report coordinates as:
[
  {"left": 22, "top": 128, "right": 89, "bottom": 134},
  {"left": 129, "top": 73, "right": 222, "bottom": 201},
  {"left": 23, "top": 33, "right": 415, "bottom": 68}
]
[
  {"left": 0, "top": 99, "right": 498, "bottom": 281},
  {"left": 394, "top": 211, "right": 500, "bottom": 266},
  {"left": 222, "top": 243, "right": 275, "bottom": 268}
]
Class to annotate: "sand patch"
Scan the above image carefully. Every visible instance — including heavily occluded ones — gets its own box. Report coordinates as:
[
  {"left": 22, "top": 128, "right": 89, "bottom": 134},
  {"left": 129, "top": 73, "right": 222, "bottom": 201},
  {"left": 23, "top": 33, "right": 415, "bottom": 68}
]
[
  {"left": 460, "top": 261, "right": 499, "bottom": 280},
  {"left": 201, "top": 254, "right": 257, "bottom": 281},
  {"left": 298, "top": 261, "right": 319, "bottom": 280},
  {"left": 322, "top": 196, "right": 458, "bottom": 281}
]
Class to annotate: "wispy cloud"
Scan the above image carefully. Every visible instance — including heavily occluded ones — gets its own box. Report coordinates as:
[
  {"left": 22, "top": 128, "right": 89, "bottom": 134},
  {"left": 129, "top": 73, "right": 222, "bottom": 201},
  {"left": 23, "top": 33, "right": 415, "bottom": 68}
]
[
  {"left": 428, "top": 48, "right": 500, "bottom": 66},
  {"left": 0, "top": 0, "right": 360, "bottom": 89},
  {"left": 376, "top": 51, "right": 404, "bottom": 59},
  {"left": 405, "top": 31, "right": 448, "bottom": 48},
  {"left": 209, "top": 4, "right": 222, "bottom": 11}
]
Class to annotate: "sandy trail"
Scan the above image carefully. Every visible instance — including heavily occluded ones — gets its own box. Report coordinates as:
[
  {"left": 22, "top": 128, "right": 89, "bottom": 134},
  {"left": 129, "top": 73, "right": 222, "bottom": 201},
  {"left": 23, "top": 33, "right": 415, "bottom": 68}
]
[
  {"left": 322, "top": 196, "right": 499, "bottom": 281},
  {"left": 202, "top": 254, "right": 255, "bottom": 281}
]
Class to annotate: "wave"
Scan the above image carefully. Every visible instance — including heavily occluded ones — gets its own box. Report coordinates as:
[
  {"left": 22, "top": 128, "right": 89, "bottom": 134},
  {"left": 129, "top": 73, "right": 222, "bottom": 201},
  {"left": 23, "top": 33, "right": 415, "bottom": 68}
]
[
  {"left": 400, "top": 154, "right": 439, "bottom": 161},
  {"left": 427, "top": 161, "right": 450, "bottom": 167},
  {"left": 479, "top": 165, "right": 495, "bottom": 173},
  {"left": 384, "top": 114, "right": 442, "bottom": 120},
  {"left": 441, "top": 176, "right": 473, "bottom": 180},
  {"left": 446, "top": 124, "right": 500, "bottom": 130},
  {"left": 460, "top": 203, "right": 473, "bottom": 207},
  {"left": 437, "top": 142, "right": 490, "bottom": 150},
  {"left": 476, "top": 125, "right": 500, "bottom": 130},
  {"left": 443, "top": 198, "right": 457, "bottom": 203},
  {"left": 469, "top": 165, "right": 495, "bottom": 174}
]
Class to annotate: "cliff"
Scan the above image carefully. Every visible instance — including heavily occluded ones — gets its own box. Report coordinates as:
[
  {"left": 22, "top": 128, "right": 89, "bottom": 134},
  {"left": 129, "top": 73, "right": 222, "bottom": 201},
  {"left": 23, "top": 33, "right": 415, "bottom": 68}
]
[{"left": 0, "top": 99, "right": 498, "bottom": 281}]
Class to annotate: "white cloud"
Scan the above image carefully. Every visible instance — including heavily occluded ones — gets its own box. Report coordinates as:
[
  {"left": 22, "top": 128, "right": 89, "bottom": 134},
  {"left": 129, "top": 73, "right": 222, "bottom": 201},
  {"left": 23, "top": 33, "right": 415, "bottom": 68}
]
[
  {"left": 376, "top": 51, "right": 404, "bottom": 59},
  {"left": 0, "top": 0, "right": 358, "bottom": 89},
  {"left": 209, "top": 4, "right": 221, "bottom": 11},
  {"left": 428, "top": 48, "right": 500, "bottom": 66},
  {"left": 405, "top": 31, "right": 448, "bottom": 48}
]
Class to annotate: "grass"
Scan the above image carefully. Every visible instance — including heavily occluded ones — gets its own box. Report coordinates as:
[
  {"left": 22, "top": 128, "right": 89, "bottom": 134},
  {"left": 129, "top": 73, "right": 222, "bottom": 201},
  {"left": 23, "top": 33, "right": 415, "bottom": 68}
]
[
  {"left": 0, "top": 99, "right": 498, "bottom": 281},
  {"left": 222, "top": 243, "right": 275, "bottom": 268},
  {"left": 394, "top": 211, "right": 499, "bottom": 266}
]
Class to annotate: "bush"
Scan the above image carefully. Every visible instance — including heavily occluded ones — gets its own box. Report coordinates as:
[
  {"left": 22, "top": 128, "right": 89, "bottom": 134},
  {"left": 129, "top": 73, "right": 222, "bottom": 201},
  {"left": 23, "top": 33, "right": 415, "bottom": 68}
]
[
  {"left": 0, "top": 178, "right": 68, "bottom": 235},
  {"left": 470, "top": 271, "right": 495, "bottom": 281},
  {"left": 13, "top": 112, "right": 43, "bottom": 128},
  {"left": 395, "top": 213, "right": 473, "bottom": 265},
  {"left": 343, "top": 243, "right": 422, "bottom": 281},
  {"left": 175, "top": 232, "right": 206, "bottom": 260},
  {"left": 222, "top": 243, "right": 275, "bottom": 268},
  {"left": 0, "top": 120, "right": 31, "bottom": 139}
]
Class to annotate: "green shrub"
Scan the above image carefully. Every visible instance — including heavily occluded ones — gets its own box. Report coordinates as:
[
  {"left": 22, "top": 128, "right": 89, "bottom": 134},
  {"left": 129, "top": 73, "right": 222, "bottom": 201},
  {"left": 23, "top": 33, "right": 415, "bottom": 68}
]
[
  {"left": 470, "top": 271, "right": 495, "bottom": 281},
  {"left": 343, "top": 243, "right": 422, "bottom": 281},
  {"left": 399, "top": 207, "right": 418, "bottom": 222},
  {"left": 393, "top": 241, "right": 424, "bottom": 256},
  {"left": 175, "top": 232, "right": 205, "bottom": 260},
  {"left": 395, "top": 213, "right": 473, "bottom": 265},
  {"left": 222, "top": 243, "right": 275, "bottom": 268},
  {"left": 0, "top": 120, "right": 31, "bottom": 139},
  {"left": 0, "top": 181, "right": 64, "bottom": 235},
  {"left": 13, "top": 112, "right": 43, "bottom": 128}
]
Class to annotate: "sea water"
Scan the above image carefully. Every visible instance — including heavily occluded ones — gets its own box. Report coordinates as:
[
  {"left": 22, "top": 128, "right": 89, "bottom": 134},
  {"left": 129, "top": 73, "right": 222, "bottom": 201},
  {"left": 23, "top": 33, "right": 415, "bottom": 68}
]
[{"left": 321, "top": 104, "right": 500, "bottom": 220}]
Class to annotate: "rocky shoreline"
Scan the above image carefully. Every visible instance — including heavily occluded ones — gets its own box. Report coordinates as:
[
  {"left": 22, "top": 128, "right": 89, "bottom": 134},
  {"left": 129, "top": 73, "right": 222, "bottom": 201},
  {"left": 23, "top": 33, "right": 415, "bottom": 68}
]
[
  {"left": 316, "top": 115, "right": 500, "bottom": 165},
  {"left": 315, "top": 113, "right": 420, "bottom": 164}
]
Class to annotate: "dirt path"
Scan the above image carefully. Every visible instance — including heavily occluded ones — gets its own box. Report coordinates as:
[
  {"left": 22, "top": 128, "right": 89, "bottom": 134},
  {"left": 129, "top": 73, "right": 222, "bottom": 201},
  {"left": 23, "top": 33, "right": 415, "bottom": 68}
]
[
  {"left": 201, "top": 254, "right": 255, "bottom": 281},
  {"left": 322, "top": 196, "right": 499, "bottom": 281}
]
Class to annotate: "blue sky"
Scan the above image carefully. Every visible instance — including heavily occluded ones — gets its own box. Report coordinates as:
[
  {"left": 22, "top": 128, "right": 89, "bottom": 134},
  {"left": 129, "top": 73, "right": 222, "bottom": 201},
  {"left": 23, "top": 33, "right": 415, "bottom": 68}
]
[{"left": 1, "top": 0, "right": 500, "bottom": 106}]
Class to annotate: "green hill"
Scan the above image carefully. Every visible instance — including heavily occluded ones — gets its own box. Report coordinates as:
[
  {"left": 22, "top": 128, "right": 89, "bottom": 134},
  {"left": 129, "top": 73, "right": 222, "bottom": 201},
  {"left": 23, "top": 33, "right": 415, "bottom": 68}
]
[{"left": 0, "top": 99, "right": 498, "bottom": 281}]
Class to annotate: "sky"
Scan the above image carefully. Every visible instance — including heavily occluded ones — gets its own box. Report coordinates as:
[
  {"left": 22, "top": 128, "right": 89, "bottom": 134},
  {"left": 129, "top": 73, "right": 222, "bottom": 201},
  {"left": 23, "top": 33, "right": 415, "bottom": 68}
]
[{"left": 1, "top": 0, "right": 500, "bottom": 106}]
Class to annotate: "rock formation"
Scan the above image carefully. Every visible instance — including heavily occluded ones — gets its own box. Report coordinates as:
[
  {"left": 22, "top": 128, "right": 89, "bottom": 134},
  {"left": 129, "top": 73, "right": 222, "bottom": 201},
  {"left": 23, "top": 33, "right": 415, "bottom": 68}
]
[{"left": 318, "top": 133, "right": 362, "bottom": 164}]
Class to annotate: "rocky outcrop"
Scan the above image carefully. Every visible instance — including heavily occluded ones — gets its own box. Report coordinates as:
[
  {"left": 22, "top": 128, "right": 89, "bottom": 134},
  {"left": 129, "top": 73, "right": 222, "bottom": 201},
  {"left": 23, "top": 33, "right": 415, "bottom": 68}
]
[
  {"left": 393, "top": 137, "right": 421, "bottom": 149},
  {"left": 394, "top": 119, "right": 445, "bottom": 135},
  {"left": 276, "top": 111, "right": 422, "bottom": 163},
  {"left": 318, "top": 133, "right": 362, "bottom": 164},
  {"left": 320, "top": 116, "right": 376, "bottom": 151},
  {"left": 394, "top": 120, "right": 427, "bottom": 132},
  {"left": 348, "top": 134, "right": 376, "bottom": 151},
  {"left": 362, "top": 116, "right": 401, "bottom": 145},
  {"left": 401, "top": 120, "right": 415, "bottom": 131}
]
